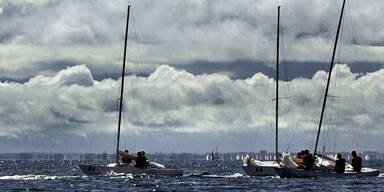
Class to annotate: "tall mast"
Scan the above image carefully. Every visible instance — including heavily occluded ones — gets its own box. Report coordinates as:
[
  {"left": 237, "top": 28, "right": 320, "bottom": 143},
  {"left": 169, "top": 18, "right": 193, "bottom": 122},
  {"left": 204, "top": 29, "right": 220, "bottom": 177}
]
[
  {"left": 275, "top": 5, "right": 281, "bottom": 162},
  {"left": 116, "top": 4, "right": 131, "bottom": 162},
  {"left": 314, "top": 0, "right": 345, "bottom": 155}
]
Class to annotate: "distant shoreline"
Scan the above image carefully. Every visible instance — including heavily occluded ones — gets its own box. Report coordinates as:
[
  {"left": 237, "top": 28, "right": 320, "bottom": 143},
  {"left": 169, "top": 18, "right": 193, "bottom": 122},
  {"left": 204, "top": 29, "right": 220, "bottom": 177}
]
[{"left": 1, "top": 151, "right": 383, "bottom": 161}]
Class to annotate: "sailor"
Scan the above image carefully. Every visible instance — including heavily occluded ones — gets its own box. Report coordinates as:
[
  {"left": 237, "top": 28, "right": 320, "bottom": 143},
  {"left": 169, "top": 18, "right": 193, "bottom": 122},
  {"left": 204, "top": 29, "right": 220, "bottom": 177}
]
[
  {"left": 296, "top": 152, "right": 302, "bottom": 159},
  {"left": 135, "top": 151, "right": 149, "bottom": 169},
  {"left": 295, "top": 151, "right": 304, "bottom": 166},
  {"left": 333, "top": 153, "right": 346, "bottom": 173},
  {"left": 301, "top": 150, "right": 314, "bottom": 170},
  {"left": 121, "top": 150, "right": 131, "bottom": 164},
  {"left": 351, "top": 151, "right": 362, "bottom": 172},
  {"left": 297, "top": 150, "right": 314, "bottom": 170},
  {"left": 120, "top": 149, "right": 138, "bottom": 165}
]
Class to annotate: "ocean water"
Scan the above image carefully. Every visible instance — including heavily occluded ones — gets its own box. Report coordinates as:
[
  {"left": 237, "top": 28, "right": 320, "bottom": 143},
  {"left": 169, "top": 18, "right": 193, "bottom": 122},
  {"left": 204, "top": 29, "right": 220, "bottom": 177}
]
[{"left": 0, "top": 160, "right": 383, "bottom": 191}]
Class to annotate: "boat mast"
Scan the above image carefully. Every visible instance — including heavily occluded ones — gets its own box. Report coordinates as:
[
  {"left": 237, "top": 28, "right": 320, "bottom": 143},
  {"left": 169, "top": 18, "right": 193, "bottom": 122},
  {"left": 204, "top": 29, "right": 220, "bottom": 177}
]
[
  {"left": 116, "top": 4, "right": 131, "bottom": 162},
  {"left": 275, "top": 5, "right": 281, "bottom": 162},
  {"left": 314, "top": 0, "right": 345, "bottom": 155}
]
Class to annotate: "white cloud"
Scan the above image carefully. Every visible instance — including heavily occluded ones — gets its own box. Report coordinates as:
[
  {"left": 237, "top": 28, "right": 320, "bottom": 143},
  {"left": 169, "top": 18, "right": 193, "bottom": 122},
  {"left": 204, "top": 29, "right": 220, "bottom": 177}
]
[
  {"left": 27, "top": 64, "right": 94, "bottom": 86},
  {"left": 0, "top": 0, "right": 383, "bottom": 152},
  {"left": 0, "top": 64, "right": 382, "bottom": 152}
]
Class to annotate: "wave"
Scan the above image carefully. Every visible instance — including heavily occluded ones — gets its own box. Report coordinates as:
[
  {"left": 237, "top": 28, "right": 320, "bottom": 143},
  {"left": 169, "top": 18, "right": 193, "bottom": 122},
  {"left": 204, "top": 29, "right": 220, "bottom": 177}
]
[
  {"left": 187, "top": 172, "right": 245, "bottom": 178},
  {"left": 0, "top": 174, "right": 86, "bottom": 180}
]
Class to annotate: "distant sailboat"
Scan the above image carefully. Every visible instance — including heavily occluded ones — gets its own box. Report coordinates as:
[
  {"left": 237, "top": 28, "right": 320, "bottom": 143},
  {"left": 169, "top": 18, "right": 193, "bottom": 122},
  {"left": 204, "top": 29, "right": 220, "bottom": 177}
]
[
  {"left": 274, "top": 0, "right": 379, "bottom": 178},
  {"left": 211, "top": 150, "right": 217, "bottom": 160},
  {"left": 79, "top": 3, "right": 183, "bottom": 177},
  {"left": 206, "top": 148, "right": 219, "bottom": 161}
]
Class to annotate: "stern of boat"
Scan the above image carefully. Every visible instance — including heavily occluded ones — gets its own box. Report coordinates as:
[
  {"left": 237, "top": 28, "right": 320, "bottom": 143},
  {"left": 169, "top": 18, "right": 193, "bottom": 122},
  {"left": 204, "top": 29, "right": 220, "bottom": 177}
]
[
  {"left": 242, "top": 155, "right": 278, "bottom": 176},
  {"left": 79, "top": 164, "right": 103, "bottom": 175}
]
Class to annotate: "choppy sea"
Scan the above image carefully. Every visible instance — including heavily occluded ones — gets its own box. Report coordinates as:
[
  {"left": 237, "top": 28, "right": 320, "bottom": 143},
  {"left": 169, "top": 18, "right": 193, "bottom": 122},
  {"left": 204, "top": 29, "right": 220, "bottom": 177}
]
[{"left": 0, "top": 160, "right": 383, "bottom": 191}]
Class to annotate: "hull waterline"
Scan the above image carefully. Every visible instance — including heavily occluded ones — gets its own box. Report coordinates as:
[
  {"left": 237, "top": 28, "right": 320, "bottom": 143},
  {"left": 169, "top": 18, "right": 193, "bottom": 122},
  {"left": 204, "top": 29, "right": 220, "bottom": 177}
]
[
  {"left": 274, "top": 167, "right": 379, "bottom": 178},
  {"left": 79, "top": 164, "right": 183, "bottom": 177}
]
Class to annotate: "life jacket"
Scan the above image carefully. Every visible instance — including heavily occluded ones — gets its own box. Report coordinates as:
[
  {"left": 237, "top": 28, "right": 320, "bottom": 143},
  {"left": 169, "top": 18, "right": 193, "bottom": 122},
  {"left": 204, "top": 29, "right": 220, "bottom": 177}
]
[
  {"left": 121, "top": 156, "right": 132, "bottom": 164},
  {"left": 302, "top": 154, "right": 314, "bottom": 170}
]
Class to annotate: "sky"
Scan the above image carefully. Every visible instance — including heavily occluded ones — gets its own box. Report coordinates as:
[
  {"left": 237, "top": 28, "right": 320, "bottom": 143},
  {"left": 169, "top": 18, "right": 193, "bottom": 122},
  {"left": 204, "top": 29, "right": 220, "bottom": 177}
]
[{"left": 0, "top": 0, "right": 383, "bottom": 154}]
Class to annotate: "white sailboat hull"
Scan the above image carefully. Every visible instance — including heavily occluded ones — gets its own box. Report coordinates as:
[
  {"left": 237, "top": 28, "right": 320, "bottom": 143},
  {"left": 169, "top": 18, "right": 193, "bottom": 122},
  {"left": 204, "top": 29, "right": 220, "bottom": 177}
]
[
  {"left": 79, "top": 164, "right": 183, "bottom": 177},
  {"left": 274, "top": 166, "right": 379, "bottom": 178},
  {"left": 242, "top": 156, "right": 279, "bottom": 176}
]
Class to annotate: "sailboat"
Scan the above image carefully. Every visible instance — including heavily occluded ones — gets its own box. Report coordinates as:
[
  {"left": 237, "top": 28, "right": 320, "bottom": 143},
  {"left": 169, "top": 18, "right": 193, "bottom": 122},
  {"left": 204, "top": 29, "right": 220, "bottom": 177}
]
[
  {"left": 79, "top": 4, "right": 183, "bottom": 177},
  {"left": 242, "top": 5, "right": 282, "bottom": 177},
  {"left": 209, "top": 148, "right": 219, "bottom": 160},
  {"left": 274, "top": 0, "right": 379, "bottom": 178}
]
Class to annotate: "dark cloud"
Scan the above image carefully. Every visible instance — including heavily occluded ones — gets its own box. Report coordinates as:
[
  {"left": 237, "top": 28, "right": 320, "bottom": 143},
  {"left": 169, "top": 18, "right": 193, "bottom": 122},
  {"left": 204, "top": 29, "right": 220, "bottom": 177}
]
[{"left": 1, "top": 0, "right": 384, "bottom": 82}]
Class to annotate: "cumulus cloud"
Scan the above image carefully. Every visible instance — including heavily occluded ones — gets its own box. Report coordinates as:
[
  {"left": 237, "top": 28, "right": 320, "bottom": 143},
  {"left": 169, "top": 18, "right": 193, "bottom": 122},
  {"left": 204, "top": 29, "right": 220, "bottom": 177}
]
[
  {"left": 0, "top": 0, "right": 383, "bottom": 81},
  {"left": 0, "top": 64, "right": 383, "bottom": 152},
  {"left": 0, "top": 0, "right": 383, "bottom": 152}
]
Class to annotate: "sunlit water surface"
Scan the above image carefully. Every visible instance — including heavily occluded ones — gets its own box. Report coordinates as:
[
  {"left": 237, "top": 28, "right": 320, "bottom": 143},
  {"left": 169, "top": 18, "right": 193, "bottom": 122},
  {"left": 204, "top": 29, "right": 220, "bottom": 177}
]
[{"left": 0, "top": 160, "right": 383, "bottom": 191}]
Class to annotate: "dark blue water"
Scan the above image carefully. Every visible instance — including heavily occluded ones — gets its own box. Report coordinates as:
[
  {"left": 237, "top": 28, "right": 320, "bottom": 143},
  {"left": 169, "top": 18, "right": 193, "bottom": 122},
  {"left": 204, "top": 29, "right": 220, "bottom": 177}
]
[{"left": 0, "top": 160, "right": 383, "bottom": 191}]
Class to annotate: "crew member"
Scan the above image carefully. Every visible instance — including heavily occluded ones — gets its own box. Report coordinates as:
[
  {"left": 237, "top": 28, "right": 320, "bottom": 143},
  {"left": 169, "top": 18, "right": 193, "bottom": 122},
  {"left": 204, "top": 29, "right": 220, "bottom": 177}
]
[
  {"left": 121, "top": 150, "right": 132, "bottom": 164},
  {"left": 351, "top": 151, "right": 362, "bottom": 172},
  {"left": 298, "top": 150, "right": 314, "bottom": 170},
  {"left": 333, "top": 153, "right": 346, "bottom": 173},
  {"left": 121, "top": 149, "right": 138, "bottom": 165},
  {"left": 135, "top": 151, "right": 149, "bottom": 168}
]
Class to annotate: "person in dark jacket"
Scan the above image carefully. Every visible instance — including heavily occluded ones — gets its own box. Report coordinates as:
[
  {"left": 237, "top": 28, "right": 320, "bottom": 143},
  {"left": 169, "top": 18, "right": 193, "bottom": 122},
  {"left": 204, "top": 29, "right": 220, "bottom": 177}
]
[
  {"left": 302, "top": 150, "right": 314, "bottom": 170},
  {"left": 351, "top": 151, "right": 362, "bottom": 172},
  {"left": 135, "top": 151, "right": 149, "bottom": 168},
  {"left": 298, "top": 150, "right": 314, "bottom": 170},
  {"left": 333, "top": 153, "right": 346, "bottom": 173}
]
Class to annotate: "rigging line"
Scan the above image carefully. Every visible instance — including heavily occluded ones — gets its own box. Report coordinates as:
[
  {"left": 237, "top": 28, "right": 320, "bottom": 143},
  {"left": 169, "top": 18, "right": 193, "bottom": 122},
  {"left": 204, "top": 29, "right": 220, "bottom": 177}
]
[
  {"left": 324, "top": 74, "right": 338, "bottom": 153},
  {"left": 330, "top": 63, "right": 342, "bottom": 152},
  {"left": 324, "top": 59, "right": 341, "bottom": 152},
  {"left": 131, "top": 9, "right": 172, "bottom": 154},
  {"left": 335, "top": 65, "right": 342, "bottom": 152},
  {"left": 130, "top": 10, "right": 145, "bottom": 153},
  {"left": 250, "top": 63, "right": 274, "bottom": 153},
  {"left": 280, "top": 17, "right": 326, "bottom": 148},
  {"left": 314, "top": 0, "right": 346, "bottom": 155},
  {"left": 346, "top": 0, "right": 369, "bottom": 151},
  {"left": 279, "top": 15, "right": 293, "bottom": 137},
  {"left": 326, "top": 44, "right": 345, "bottom": 153},
  {"left": 251, "top": 22, "right": 279, "bottom": 153},
  {"left": 249, "top": 52, "right": 275, "bottom": 152},
  {"left": 138, "top": 8, "right": 171, "bottom": 154},
  {"left": 111, "top": 8, "right": 127, "bottom": 155},
  {"left": 337, "top": 10, "right": 345, "bottom": 65}
]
